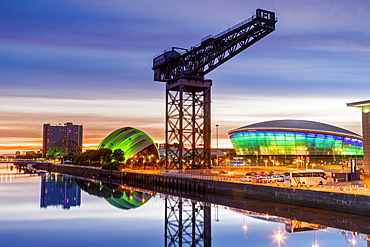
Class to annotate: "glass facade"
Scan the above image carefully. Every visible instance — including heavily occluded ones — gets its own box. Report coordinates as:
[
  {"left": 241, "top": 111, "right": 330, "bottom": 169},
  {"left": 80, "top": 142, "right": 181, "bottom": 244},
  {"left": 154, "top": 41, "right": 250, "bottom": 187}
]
[{"left": 229, "top": 130, "right": 363, "bottom": 156}]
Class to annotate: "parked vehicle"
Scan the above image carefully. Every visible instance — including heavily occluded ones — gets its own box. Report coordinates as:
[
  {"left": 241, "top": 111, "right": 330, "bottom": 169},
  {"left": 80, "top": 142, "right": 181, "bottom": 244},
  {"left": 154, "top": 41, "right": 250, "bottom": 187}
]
[
  {"left": 252, "top": 175, "right": 263, "bottom": 183},
  {"left": 220, "top": 170, "right": 228, "bottom": 174},
  {"left": 241, "top": 176, "right": 253, "bottom": 182},
  {"left": 261, "top": 177, "right": 273, "bottom": 183},
  {"left": 284, "top": 170, "right": 327, "bottom": 186},
  {"left": 260, "top": 171, "right": 269, "bottom": 177},
  {"left": 273, "top": 175, "right": 284, "bottom": 182}
]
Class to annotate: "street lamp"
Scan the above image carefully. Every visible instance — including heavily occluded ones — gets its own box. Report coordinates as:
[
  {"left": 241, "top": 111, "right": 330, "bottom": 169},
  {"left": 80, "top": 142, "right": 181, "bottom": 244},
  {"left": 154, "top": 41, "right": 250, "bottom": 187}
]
[
  {"left": 312, "top": 230, "right": 319, "bottom": 247},
  {"left": 215, "top": 204, "right": 219, "bottom": 222},
  {"left": 254, "top": 150, "right": 258, "bottom": 166},
  {"left": 242, "top": 214, "right": 248, "bottom": 238},
  {"left": 216, "top": 124, "right": 219, "bottom": 166},
  {"left": 274, "top": 223, "right": 284, "bottom": 247}
]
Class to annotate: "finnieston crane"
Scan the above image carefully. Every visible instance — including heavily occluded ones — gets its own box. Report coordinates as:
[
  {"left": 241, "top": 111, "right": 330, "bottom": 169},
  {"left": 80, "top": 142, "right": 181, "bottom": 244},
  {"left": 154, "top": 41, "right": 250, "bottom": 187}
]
[{"left": 152, "top": 9, "right": 277, "bottom": 169}]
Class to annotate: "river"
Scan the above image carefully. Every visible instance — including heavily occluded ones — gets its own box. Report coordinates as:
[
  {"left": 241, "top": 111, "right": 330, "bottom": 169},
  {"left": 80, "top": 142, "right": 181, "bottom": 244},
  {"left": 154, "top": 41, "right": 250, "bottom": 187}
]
[{"left": 0, "top": 168, "right": 369, "bottom": 246}]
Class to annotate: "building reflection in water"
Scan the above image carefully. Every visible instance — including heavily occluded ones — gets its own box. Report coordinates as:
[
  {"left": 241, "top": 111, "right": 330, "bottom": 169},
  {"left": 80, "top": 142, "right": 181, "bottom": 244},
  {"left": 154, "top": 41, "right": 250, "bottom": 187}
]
[
  {"left": 40, "top": 174, "right": 81, "bottom": 209},
  {"left": 75, "top": 179, "right": 154, "bottom": 210},
  {"left": 75, "top": 178, "right": 212, "bottom": 246},
  {"left": 0, "top": 163, "right": 22, "bottom": 183},
  {"left": 231, "top": 207, "right": 370, "bottom": 247},
  {"left": 47, "top": 175, "right": 370, "bottom": 246}
]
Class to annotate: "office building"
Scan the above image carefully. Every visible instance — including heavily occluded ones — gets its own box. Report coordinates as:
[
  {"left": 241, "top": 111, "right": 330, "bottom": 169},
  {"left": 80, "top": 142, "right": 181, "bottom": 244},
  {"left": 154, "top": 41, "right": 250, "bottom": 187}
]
[{"left": 43, "top": 122, "right": 83, "bottom": 157}]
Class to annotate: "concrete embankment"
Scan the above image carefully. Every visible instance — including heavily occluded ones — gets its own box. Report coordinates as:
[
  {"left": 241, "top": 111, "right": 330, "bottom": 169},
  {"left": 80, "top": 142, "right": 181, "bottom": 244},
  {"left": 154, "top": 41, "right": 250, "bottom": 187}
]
[{"left": 34, "top": 163, "right": 370, "bottom": 216}]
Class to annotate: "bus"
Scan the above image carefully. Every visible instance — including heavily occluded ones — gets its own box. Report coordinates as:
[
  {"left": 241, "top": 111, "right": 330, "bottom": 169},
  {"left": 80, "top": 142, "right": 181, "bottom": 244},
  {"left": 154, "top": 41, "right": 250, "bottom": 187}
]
[
  {"left": 285, "top": 219, "right": 326, "bottom": 233},
  {"left": 284, "top": 170, "right": 327, "bottom": 186}
]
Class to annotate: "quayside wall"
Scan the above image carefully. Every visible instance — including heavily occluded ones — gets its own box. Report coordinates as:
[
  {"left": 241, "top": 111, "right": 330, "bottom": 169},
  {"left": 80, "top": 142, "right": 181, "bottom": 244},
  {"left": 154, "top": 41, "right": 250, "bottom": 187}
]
[
  {"left": 92, "top": 179, "right": 370, "bottom": 235},
  {"left": 33, "top": 163, "right": 370, "bottom": 216}
]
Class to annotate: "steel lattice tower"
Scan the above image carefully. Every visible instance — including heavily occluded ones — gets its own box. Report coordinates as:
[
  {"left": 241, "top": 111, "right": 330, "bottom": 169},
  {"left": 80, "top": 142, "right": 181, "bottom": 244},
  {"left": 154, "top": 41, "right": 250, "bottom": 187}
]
[
  {"left": 165, "top": 196, "right": 211, "bottom": 247},
  {"left": 153, "top": 9, "right": 277, "bottom": 169},
  {"left": 165, "top": 78, "right": 212, "bottom": 169}
]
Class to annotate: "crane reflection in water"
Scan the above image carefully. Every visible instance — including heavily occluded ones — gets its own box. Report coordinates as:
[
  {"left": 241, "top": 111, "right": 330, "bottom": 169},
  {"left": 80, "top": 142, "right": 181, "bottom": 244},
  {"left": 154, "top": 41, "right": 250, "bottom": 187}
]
[{"left": 39, "top": 174, "right": 370, "bottom": 247}]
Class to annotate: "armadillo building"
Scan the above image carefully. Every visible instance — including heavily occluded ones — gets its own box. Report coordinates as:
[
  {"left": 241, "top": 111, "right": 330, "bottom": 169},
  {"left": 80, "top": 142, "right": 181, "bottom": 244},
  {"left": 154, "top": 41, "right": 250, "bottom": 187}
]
[
  {"left": 228, "top": 120, "right": 363, "bottom": 164},
  {"left": 98, "top": 127, "right": 159, "bottom": 162}
]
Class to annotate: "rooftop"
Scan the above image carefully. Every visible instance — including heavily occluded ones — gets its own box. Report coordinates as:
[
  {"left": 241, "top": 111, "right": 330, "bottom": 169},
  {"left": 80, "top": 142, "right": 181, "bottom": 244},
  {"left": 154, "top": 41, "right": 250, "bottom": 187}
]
[
  {"left": 347, "top": 100, "right": 370, "bottom": 107},
  {"left": 229, "top": 119, "right": 361, "bottom": 138}
]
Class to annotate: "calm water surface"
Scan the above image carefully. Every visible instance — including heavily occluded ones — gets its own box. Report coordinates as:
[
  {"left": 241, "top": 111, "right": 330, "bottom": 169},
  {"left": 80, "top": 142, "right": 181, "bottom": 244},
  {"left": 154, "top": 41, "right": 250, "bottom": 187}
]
[{"left": 0, "top": 169, "right": 369, "bottom": 247}]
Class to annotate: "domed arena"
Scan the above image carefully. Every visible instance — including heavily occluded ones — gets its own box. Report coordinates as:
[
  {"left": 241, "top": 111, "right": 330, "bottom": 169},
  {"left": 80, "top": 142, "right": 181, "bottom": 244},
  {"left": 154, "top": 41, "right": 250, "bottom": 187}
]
[
  {"left": 105, "top": 189, "right": 152, "bottom": 210},
  {"left": 98, "top": 127, "right": 159, "bottom": 162},
  {"left": 228, "top": 120, "right": 363, "bottom": 164}
]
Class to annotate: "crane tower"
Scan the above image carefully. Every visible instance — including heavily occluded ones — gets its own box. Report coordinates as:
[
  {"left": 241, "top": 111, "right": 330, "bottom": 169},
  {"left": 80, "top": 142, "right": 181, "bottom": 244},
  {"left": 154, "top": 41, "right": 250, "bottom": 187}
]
[{"left": 153, "top": 9, "right": 277, "bottom": 169}]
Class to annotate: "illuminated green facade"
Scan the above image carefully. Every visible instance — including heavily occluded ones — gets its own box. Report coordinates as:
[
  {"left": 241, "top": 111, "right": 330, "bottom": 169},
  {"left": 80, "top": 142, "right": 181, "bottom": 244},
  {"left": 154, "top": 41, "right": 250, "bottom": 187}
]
[
  {"left": 47, "top": 140, "right": 81, "bottom": 157},
  {"left": 76, "top": 179, "right": 152, "bottom": 210},
  {"left": 105, "top": 190, "right": 152, "bottom": 210},
  {"left": 98, "top": 127, "right": 159, "bottom": 161},
  {"left": 229, "top": 120, "right": 363, "bottom": 157}
]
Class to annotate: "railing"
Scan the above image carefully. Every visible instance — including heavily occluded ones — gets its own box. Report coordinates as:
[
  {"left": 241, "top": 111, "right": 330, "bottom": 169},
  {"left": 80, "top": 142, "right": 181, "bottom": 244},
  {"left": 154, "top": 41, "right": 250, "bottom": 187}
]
[
  {"left": 159, "top": 169, "right": 370, "bottom": 195},
  {"left": 0, "top": 158, "right": 54, "bottom": 163},
  {"left": 192, "top": 15, "right": 257, "bottom": 49},
  {"left": 213, "top": 14, "right": 256, "bottom": 39},
  {"left": 153, "top": 47, "right": 188, "bottom": 60}
]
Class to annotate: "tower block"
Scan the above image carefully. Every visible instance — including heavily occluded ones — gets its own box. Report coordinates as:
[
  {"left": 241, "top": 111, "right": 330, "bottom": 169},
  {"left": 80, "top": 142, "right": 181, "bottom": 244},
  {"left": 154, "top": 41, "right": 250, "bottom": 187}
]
[{"left": 347, "top": 100, "right": 370, "bottom": 174}]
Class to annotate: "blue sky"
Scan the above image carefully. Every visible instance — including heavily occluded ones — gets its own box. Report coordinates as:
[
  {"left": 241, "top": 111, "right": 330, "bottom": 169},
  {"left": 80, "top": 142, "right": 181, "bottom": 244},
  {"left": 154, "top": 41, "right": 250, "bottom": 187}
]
[{"left": 1, "top": 0, "right": 370, "bottom": 154}]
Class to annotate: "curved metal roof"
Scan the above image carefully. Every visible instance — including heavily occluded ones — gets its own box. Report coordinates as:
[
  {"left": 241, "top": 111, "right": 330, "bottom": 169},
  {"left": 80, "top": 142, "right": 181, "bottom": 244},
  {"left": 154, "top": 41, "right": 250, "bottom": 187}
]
[
  {"left": 98, "top": 127, "right": 159, "bottom": 161},
  {"left": 229, "top": 120, "right": 361, "bottom": 138},
  {"left": 105, "top": 190, "right": 152, "bottom": 210}
]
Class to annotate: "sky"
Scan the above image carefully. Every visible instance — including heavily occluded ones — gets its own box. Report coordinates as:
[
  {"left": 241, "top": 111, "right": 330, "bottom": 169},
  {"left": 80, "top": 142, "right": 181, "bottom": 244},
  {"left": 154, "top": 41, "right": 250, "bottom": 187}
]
[{"left": 1, "top": 0, "right": 370, "bottom": 155}]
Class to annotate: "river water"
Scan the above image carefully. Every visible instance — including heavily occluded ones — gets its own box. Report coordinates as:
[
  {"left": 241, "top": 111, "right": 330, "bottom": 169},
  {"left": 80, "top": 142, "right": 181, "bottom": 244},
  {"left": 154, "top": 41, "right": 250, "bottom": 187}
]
[{"left": 0, "top": 167, "right": 369, "bottom": 246}]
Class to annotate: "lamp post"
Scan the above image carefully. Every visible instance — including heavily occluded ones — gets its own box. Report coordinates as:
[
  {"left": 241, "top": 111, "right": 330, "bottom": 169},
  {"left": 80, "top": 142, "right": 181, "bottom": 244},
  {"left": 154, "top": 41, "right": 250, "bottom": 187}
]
[
  {"left": 216, "top": 124, "right": 219, "bottom": 166},
  {"left": 275, "top": 223, "right": 283, "bottom": 247},
  {"left": 332, "top": 148, "right": 335, "bottom": 163},
  {"left": 312, "top": 231, "right": 318, "bottom": 247},
  {"left": 242, "top": 214, "right": 248, "bottom": 238},
  {"left": 215, "top": 204, "right": 219, "bottom": 222},
  {"left": 254, "top": 151, "right": 259, "bottom": 166}
]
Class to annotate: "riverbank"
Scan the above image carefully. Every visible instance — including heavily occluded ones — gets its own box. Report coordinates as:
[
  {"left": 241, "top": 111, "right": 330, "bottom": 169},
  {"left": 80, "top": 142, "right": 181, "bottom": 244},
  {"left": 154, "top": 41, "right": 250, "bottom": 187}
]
[{"left": 33, "top": 163, "right": 370, "bottom": 217}]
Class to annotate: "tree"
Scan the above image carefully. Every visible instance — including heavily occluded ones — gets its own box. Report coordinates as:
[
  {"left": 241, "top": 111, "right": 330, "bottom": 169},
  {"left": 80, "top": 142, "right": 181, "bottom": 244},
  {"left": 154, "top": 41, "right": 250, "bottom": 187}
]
[
  {"left": 112, "top": 149, "right": 125, "bottom": 162},
  {"left": 88, "top": 150, "right": 102, "bottom": 164},
  {"left": 101, "top": 161, "right": 122, "bottom": 170},
  {"left": 99, "top": 148, "right": 113, "bottom": 164}
]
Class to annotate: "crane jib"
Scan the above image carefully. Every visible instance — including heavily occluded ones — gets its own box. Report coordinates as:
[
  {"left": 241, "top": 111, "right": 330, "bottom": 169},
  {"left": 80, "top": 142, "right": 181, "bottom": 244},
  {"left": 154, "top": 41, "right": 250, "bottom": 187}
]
[{"left": 152, "top": 8, "right": 277, "bottom": 83}]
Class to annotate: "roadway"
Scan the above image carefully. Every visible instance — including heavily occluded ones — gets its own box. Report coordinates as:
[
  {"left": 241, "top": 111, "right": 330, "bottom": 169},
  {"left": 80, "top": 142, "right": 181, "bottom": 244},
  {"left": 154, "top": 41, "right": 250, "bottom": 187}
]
[
  {"left": 3, "top": 159, "right": 369, "bottom": 196},
  {"left": 150, "top": 168, "right": 370, "bottom": 197}
]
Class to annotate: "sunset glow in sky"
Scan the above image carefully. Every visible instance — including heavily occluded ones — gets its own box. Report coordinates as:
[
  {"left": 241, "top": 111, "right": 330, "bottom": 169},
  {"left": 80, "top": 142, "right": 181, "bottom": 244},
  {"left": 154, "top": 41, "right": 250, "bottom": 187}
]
[{"left": 1, "top": 1, "right": 370, "bottom": 155}]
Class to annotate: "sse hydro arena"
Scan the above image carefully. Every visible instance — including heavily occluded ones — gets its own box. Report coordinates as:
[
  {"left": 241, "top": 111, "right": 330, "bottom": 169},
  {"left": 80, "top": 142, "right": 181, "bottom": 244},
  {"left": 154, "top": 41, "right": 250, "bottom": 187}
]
[{"left": 228, "top": 120, "right": 363, "bottom": 165}]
